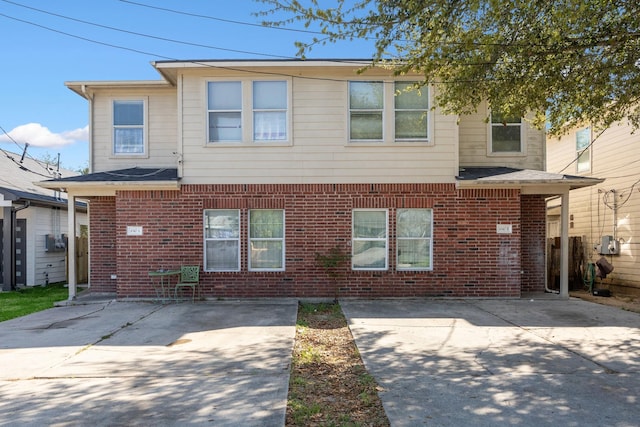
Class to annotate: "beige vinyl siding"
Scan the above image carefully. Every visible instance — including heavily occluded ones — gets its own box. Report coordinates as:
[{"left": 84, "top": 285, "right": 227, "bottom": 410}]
[
  {"left": 547, "top": 121, "right": 640, "bottom": 294},
  {"left": 459, "top": 102, "right": 545, "bottom": 170},
  {"left": 179, "top": 68, "right": 458, "bottom": 184},
  {"left": 91, "top": 88, "right": 177, "bottom": 173}
]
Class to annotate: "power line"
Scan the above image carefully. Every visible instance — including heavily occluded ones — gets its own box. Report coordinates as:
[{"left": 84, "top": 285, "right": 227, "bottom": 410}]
[
  {"left": 0, "top": 0, "right": 296, "bottom": 59},
  {"left": 556, "top": 127, "right": 607, "bottom": 174},
  {"left": 117, "top": 0, "right": 325, "bottom": 35},
  {"left": 0, "top": 124, "right": 60, "bottom": 177}
]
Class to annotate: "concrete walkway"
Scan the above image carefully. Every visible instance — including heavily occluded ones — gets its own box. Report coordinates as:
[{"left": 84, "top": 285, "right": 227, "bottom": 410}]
[
  {"left": 341, "top": 298, "right": 640, "bottom": 427},
  {"left": 0, "top": 300, "right": 297, "bottom": 426}
]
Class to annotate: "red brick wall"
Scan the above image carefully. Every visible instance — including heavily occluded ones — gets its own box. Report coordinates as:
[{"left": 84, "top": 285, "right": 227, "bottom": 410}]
[
  {"left": 521, "top": 195, "right": 547, "bottom": 293},
  {"left": 89, "top": 184, "right": 534, "bottom": 298},
  {"left": 88, "top": 196, "right": 117, "bottom": 293}
]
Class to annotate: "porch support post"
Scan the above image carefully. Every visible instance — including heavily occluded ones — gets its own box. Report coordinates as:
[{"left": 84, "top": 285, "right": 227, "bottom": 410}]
[
  {"left": 67, "top": 194, "right": 77, "bottom": 300},
  {"left": 560, "top": 190, "right": 570, "bottom": 299}
]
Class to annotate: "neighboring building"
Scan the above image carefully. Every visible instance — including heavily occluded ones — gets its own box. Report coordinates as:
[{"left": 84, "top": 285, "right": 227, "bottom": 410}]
[
  {"left": 547, "top": 121, "right": 640, "bottom": 297},
  {"left": 1, "top": 150, "right": 87, "bottom": 290},
  {"left": 39, "top": 59, "right": 600, "bottom": 300}
]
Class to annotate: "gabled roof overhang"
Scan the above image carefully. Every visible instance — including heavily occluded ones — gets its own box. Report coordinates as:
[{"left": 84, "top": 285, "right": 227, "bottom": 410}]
[{"left": 456, "top": 167, "right": 604, "bottom": 195}]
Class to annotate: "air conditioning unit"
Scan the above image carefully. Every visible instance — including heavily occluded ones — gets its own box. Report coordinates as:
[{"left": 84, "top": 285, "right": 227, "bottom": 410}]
[{"left": 596, "top": 235, "right": 619, "bottom": 255}]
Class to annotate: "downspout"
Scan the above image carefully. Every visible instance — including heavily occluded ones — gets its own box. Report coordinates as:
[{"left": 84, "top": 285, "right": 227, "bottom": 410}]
[{"left": 81, "top": 84, "right": 94, "bottom": 173}]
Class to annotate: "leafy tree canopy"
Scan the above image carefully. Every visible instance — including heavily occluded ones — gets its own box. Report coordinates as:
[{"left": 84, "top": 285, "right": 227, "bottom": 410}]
[{"left": 259, "top": 0, "right": 640, "bottom": 134}]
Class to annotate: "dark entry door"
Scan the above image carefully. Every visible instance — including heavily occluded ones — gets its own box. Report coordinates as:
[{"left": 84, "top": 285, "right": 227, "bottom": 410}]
[
  {"left": 15, "top": 219, "right": 27, "bottom": 287},
  {"left": 0, "top": 218, "right": 27, "bottom": 288}
]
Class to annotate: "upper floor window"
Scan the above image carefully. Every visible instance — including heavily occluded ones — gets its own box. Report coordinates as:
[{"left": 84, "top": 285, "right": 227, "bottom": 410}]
[
  {"left": 394, "top": 82, "right": 429, "bottom": 141},
  {"left": 113, "top": 100, "right": 145, "bottom": 155},
  {"left": 253, "top": 81, "right": 287, "bottom": 141},
  {"left": 208, "top": 81, "right": 242, "bottom": 142},
  {"left": 490, "top": 112, "right": 522, "bottom": 153},
  {"left": 352, "top": 209, "right": 388, "bottom": 270},
  {"left": 349, "top": 81, "right": 384, "bottom": 141},
  {"left": 576, "top": 127, "right": 591, "bottom": 173},
  {"left": 349, "top": 81, "right": 430, "bottom": 143},
  {"left": 207, "top": 80, "right": 289, "bottom": 144}
]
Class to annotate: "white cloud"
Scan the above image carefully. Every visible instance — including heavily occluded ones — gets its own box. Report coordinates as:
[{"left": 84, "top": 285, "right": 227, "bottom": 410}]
[{"left": 0, "top": 123, "right": 88, "bottom": 147}]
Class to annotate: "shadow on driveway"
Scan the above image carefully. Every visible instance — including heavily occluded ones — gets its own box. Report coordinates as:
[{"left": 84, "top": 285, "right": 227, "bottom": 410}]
[
  {"left": 0, "top": 300, "right": 298, "bottom": 426},
  {"left": 342, "top": 298, "right": 640, "bottom": 427}
]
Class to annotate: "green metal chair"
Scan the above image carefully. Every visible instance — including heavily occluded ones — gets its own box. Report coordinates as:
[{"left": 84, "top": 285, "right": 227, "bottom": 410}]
[{"left": 174, "top": 265, "right": 200, "bottom": 303}]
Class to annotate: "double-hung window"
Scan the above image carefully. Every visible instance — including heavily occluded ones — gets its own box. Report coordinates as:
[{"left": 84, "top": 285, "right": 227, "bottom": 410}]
[
  {"left": 349, "top": 81, "right": 384, "bottom": 141},
  {"left": 208, "top": 81, "right": 242, "bottom": 142},
  {"left": 249, "top": 209, "right": 285, "bottom": 271},
  {"left": 204, "top": 210, "right": 240, "bottom": 271},
  {"left": 397, "top": 209, "right": 433, "bottom": 270},
  {"left": 490, "top": 112, "right": 522, "bottom": 153},
  {"left": 576, "top": 127, "right": 591, "bottom": 173},
  {"left": 394, "top": 82, "right": 429, "bottom": 140},
  {"left": 113, "top": 100, "right": 145, "bottom": 154},
  {"left": 207, "top": 80, "right": 288, "bottom": 143},
  {"left": 253, "top": 81, "right": 287, "bottom": 141},
  {"left": 352, "top": 209, "right": 388, "bottom": 270},
  {"left": 349, "top": 81, "right": 430, "bottom": 142}
]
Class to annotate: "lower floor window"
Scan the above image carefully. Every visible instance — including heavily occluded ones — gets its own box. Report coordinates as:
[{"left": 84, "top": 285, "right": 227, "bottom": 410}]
[
  {"left": 203, "top": 207, "right": 432, "bottom": 273},
  {"left": 397, "top": 209, "right": 433, "bottom": 270},
  {"left": 352, "top": 209, "right": 389, "bottom": 270},
  {"left": 249, "top": 209, "right": 285, "bottom": 271},
  {"left": 204, "top": 209, "right": 240, "bottom": 271}
]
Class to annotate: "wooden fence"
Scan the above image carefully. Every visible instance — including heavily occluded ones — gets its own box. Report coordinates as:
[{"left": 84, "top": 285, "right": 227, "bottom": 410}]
[
  {"left": 546, "top": 236, "right": 586, "bottom": 291},
  {"left": 66, "top": 236, "right": 89, "bottom": 284}
]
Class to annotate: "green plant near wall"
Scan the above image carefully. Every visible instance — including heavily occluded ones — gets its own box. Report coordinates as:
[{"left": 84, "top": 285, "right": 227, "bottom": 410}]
[{"left": 315, "top": 245, "right": 351, "bottom": 301}]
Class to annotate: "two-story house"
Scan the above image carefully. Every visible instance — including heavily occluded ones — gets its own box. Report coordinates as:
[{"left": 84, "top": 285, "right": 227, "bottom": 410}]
[
  {"left": 39, "top": 59, "right": 601, "bottom": 300},
  {"left": 547, "top": 121, "right": 640, "bottom": 297}
]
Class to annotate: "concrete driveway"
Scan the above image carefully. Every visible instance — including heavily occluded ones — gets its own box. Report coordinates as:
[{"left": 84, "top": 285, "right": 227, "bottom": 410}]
[
  {"left": 0, "top": 300, "right": 297, "bottom": 426},
  {"left": 342, "top": 298, "right": 640, "bottom": 427}
]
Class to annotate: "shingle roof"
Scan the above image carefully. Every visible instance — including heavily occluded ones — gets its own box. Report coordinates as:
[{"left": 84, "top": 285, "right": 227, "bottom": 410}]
[
  {"left": 456, "top": 167, "right": 604, "bottom": 190},
  {"left": 42, "top": 167, "right": 179, "bottom": 183},
  {"left": 0, "top": 150, "right": 79, "bottom": 201}
]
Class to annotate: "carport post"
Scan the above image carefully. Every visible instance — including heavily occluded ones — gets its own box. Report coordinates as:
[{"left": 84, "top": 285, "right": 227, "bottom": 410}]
[
  {"left": 560, "top": 190, "right": 569, "bottom": 298},
  {"left": 67, "top": 194, "right": 76, "bottom": 300}
]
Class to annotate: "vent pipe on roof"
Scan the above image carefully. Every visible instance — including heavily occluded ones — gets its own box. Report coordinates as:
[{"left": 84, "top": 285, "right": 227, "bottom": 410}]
[{"left": 19, "top": 143, "right": 29, "bottom": 164}]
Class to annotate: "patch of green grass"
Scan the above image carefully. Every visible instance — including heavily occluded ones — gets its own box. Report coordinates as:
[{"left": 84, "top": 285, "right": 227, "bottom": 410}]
[
  {"left": 0, "top": 283, "right": 68, "bottom": 322},
  {"left": 299, "top": 301, "right": 341, "bottom": 317},
  {"left": 297, "top": 345, "right": 322, "bottom": 364},
  {"left": 288, "top": 398, "right": 322, "bottom": 424}
]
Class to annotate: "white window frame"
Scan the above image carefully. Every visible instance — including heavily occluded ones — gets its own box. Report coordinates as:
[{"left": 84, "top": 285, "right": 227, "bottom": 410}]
[
  {"left": 203, "top": 209, "right": 241, "bottom": 272},
  {"left": 206, "top": 79, "right": 291, "bottom": 146},
  {"left": 576, "top": 127, "right": 591, "bottom": 173},
  {"left": 349, "top": 81, "right": 385, "bottom": 142},
  {"left": 396, "top": 208, "right": 433, "bottom": 271},
  {"left": 112, "top": 98, "right": 147, "bottom": 157},
  {"left": 352, "top": 209, "right": 389, "bottom": 271},
  {"left": 394, "top": 81, "right": 430, "bottom": 142},
  {"left": 248, "top": 209, "right": 285, "bottom": 272},
  {"left": 207, "top": 81, "right": 243, "bottom": 143},
  {"left": 348, "top": 81, "right": 432, "bottom": 144},
  {"left": 488, "top": 111, "right": 525, "bottom": 156},
  {"left": 253, "top": 80, "right": 288, "bottom": 142}
]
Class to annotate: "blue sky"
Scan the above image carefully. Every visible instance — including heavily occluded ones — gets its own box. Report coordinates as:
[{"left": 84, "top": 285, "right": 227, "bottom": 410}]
[{"left": 0, "top": 0, "right": 374, "bottom": 171}]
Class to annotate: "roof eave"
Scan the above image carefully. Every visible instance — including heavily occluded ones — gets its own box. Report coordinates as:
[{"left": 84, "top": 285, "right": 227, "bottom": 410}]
[
  {"left": 456, "top": 178, "right": 605, "bottom": 193},
  {"left": 35, "top": 180, "right": 181, "bottom": 197}
]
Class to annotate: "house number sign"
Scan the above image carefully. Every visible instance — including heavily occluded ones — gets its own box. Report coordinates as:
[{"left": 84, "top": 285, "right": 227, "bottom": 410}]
[
  {"left": 126, "top": 226, "right": 144, "bottom": 236},
  {"left": 496, "top": 224, "right": 513, "bottom": 234}
]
